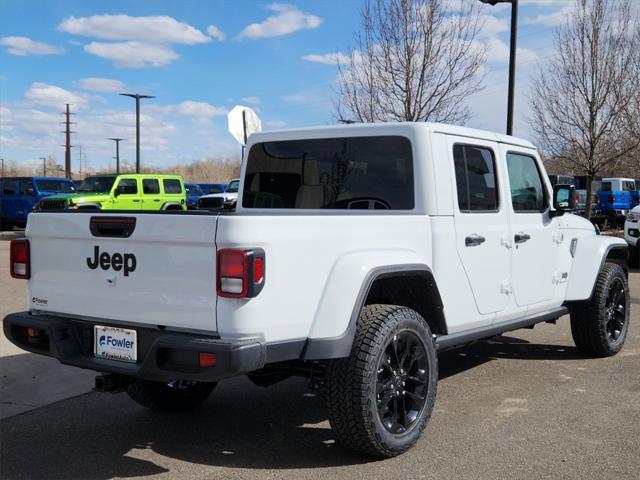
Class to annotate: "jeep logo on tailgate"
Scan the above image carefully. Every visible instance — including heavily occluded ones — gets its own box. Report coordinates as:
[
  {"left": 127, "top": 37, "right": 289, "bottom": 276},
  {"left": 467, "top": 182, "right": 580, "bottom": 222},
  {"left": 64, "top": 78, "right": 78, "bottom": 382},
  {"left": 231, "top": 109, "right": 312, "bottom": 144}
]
[{"left": 87, "top": 246, "right": 136, "bottom": 276}]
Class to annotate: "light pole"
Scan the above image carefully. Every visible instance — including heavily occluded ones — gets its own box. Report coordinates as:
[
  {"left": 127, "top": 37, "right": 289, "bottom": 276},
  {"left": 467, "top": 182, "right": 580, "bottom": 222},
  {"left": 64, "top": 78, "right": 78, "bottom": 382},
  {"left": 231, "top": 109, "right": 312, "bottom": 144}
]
[
  {"left": 40, "top": 157, "right": 47, "bottom": 176},
  {"left": 119, "top": 93, "right": 155, "bottom": 173},
  {"left": 479, "top": 0, "right": 518, "bottom": 136},
  {"left": 1, "top": 158, "right": 4, "bottom": 177},
  {"left": 108, "top": 138, "right": 126, "bottom": 174}
]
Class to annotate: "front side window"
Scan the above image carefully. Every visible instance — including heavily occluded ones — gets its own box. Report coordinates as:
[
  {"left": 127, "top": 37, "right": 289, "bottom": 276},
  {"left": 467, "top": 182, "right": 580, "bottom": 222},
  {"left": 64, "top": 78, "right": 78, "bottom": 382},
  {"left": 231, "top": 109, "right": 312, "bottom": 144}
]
[
  {"left": 506, "top": 152, "right": 547, "bottom": 212},
  {"left": 243, "top": 136, "right": 414, "bottom": 210},
  {"left": 185, "top": 184, "right": 204, "bottom": 196},
  {"left": 36, "top": 180, "right": 75, "bottom": 193},
  {"left": 453, "top": 144, "right": 499, "bottom": 212},
  {"left": 20, "top": 181, "right": 33, "bottom": 195},
  {"left": 163, "top": 179, "right": 182, "bottom": 194},
  {"left": 117, "top": 178, "right": 138, "bottom": 195},
  {"left": 142, "top": 179, "right": 160, "bottom": 195}
]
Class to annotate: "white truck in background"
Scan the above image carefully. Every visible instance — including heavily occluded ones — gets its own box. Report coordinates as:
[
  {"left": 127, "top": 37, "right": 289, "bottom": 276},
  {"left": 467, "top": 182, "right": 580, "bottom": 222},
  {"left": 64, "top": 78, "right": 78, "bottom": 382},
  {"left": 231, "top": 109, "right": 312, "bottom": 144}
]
[{"left": 4, "top": 123, "right": 630, "bottom": 458}]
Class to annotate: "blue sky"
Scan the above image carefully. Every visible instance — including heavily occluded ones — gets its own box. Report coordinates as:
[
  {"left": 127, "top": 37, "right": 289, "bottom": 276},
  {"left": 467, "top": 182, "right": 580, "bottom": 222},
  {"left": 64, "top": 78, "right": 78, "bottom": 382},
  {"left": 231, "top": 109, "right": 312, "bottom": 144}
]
[{"left": 0, "top": 0, "right": 576, "bottom": 172}]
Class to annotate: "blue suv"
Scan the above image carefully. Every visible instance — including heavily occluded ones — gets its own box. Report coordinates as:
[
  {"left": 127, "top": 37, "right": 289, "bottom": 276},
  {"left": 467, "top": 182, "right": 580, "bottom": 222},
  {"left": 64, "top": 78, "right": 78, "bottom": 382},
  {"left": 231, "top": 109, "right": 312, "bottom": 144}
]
[{"left": 0, "top": 177, "right": 76, "bottom": 230}]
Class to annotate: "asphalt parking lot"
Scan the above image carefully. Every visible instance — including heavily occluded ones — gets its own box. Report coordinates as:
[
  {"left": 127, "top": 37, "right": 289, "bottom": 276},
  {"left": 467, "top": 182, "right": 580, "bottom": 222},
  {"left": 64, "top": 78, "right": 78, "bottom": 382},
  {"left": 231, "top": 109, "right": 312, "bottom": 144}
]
[{"left": 1, "top": 229, "right": 639, "bottom": 480}]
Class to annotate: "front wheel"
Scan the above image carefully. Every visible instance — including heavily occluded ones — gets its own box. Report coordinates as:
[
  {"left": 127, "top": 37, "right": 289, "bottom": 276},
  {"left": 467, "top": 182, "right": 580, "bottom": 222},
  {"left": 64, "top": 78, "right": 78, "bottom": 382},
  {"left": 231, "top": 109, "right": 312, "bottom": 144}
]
[
  {"left": 325, "top": 305, "right": 438, "bottom": 458},
  {"left": 127, "top": 379, "right": 217, "bottom": 412},
  {"left": 570, "top": 262, "right": 630, "bottom": 357}
]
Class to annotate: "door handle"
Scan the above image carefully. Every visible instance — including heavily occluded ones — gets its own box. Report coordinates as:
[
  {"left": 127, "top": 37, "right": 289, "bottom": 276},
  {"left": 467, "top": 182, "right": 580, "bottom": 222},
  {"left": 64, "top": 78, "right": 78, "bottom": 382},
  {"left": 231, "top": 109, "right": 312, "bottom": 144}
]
[
  {"left": 514, "top": 232, "right": 531, "bottom": 244},
  {"left": 153, "top": 199, "right": 160, "bottom": 202},
  {"left": 465, "top": 234, "right": 486, "bottom": 247}
]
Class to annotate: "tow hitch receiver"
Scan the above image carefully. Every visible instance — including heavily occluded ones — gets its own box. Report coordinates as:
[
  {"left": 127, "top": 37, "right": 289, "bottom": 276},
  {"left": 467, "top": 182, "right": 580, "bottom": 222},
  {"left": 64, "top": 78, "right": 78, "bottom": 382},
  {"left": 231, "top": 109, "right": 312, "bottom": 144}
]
[{"left": 94, "top": 373, "right": 129, "bottom": 393}]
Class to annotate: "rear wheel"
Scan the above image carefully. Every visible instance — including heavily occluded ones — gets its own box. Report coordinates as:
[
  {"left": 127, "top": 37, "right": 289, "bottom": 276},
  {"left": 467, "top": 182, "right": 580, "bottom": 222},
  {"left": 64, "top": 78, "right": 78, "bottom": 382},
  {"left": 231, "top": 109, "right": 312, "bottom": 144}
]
[
  {"left": 127, "top": 379, "right": 216, "bottom": 412},
  {"left": 325, "top": 305, "right": 438, "bottom": 458},
  {"left": 570, "top": 262, "right": 630, "bottom": 357}
]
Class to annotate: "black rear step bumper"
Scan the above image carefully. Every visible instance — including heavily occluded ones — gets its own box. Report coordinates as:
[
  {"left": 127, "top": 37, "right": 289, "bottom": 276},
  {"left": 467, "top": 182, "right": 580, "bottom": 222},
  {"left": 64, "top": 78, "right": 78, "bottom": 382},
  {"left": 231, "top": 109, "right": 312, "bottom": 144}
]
[{"left": 3, "top": 311, "right": 266, "bottom": 383}]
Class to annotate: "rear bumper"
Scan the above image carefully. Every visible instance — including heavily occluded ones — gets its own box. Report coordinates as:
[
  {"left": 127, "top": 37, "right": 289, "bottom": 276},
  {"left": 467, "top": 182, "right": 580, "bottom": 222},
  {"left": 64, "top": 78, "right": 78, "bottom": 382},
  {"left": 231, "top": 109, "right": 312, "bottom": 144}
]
[{"left": 3, "top": 311, "right": 266, "bottom": 382}]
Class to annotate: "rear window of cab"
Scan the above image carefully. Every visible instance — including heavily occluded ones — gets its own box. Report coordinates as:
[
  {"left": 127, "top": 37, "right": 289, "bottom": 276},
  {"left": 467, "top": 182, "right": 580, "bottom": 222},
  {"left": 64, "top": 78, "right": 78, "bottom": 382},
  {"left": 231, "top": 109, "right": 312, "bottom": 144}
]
[{"left": 242, "top": 136, "right": 414, "bottom": 210}]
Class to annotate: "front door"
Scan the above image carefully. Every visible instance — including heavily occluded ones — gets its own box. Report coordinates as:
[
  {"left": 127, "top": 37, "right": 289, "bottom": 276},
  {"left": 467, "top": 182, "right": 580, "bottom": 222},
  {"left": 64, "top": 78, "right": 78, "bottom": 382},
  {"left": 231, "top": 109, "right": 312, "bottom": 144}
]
[
  {"left": 114, "top": 178, "right": 142, "bottom": 209},
  {"left": 502, "top": 148, "right": 559, "bottom": 307},
  {"left": 449, "top": 137, "right": 511, "bottom": 315}
]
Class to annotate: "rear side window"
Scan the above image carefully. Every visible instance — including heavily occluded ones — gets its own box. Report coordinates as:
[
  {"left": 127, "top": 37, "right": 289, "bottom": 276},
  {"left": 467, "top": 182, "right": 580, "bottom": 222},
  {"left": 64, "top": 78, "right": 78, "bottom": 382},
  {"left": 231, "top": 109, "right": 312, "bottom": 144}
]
[
  {"left": 142, "top": 179, "right": 160, "bottom": 194},
  {"left": 3, "top": 181, "right": 17, "bottom": 195},
  {"left": 506, "top": 153, "right": 547, "bottom": 212},
  {"left": 453, "top": 144, "right": 499, "bottom": 212},
  {"left": 601, "top": 182, "right": 612, "bottom": 191},
  {"left": 243, "top": 136, "right": 414, "bottom": 210},
  {"left": 623, "top": 181, "right": 635, "bottom": 191},
  {"left": 163, "top": 179, "right": 182, "bottom": 194},
  {"left": 117, "top": 178, "right": 138, "bottom": 195}
]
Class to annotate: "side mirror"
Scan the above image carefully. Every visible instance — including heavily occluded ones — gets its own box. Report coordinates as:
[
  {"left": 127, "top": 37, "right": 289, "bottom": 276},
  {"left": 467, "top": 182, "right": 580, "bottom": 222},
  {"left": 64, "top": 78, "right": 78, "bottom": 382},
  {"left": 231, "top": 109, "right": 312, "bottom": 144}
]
[
  {"left": 27, "top": 188, "right": 36, "bottom": 196},
  {"left": 113, "top": 187, "right": 121, "bottom": 197},
  {"left": 552, "top": 184, "right": 576, "bottom": 216}
]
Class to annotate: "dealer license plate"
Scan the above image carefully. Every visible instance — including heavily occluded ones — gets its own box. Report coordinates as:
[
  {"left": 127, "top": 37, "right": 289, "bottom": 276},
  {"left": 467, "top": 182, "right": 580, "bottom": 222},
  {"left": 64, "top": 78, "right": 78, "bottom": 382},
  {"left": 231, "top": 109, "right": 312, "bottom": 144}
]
[{"left": 94, "top": 325, "right": 137, "bottom": 363}]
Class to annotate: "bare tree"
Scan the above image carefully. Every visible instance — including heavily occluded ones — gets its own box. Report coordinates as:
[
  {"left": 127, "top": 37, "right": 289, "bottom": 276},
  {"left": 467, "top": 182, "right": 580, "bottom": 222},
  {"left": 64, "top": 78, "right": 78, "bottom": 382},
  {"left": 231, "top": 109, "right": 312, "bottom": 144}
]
[
  {"left": 530, "top": 0, "right": 639, "bottom": 218},
  {"left": 335, "top": 0, "right": 486, "bottom": 124}
]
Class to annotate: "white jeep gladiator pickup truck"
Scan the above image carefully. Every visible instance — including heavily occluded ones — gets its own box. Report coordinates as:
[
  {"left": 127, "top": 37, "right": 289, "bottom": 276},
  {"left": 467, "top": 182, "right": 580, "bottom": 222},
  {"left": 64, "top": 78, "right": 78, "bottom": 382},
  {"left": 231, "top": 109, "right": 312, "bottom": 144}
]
[{"left": 4, "top": 123, "right": 631, "bottom": 458}]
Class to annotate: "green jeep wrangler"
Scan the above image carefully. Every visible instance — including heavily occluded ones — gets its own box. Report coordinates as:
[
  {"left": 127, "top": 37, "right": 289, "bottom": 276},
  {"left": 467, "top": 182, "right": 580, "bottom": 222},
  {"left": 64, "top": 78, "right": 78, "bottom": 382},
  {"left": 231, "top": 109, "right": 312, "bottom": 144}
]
[{"left": 35, "top": 174, "right": 186, "bottom": 211}]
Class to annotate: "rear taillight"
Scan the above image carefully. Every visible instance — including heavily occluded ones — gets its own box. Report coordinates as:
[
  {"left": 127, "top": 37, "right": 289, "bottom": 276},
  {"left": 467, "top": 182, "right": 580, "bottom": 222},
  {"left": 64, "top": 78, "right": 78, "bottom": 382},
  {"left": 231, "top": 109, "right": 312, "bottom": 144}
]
[
  {"left": 10, "top": 239, "right": 30, "bottom": 279},
  {"left": 609, "top": 195, "right": 615, "bottom": 203},
  {"left": 575, "top": 194, "right": 580, "bottom": 202},
  {"left": 216, "top": 248, "right": 265, "bottom": 298}
]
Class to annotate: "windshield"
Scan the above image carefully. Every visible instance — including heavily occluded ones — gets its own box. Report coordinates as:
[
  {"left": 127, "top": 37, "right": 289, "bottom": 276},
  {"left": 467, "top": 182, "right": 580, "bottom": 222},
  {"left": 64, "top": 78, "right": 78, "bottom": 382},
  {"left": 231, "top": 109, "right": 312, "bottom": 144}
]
[
  {"left": 185, "top": 184, "right": 204, "bottom": 196},
  {"left": 226, "top": 180, "right": 240, "bottom": 193},
  {"left": 36, "top": 180, "right": 76, "bottom": 193},
  {"left": 78, "top": 176, "right": 116, "bottom": 193}
]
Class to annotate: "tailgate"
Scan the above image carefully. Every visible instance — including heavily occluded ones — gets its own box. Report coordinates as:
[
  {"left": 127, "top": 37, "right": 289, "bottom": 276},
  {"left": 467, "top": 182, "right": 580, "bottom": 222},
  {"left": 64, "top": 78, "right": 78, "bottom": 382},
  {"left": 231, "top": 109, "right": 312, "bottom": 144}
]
[{"left": 27, "top": 212, "right": 219, "bottom": 332}]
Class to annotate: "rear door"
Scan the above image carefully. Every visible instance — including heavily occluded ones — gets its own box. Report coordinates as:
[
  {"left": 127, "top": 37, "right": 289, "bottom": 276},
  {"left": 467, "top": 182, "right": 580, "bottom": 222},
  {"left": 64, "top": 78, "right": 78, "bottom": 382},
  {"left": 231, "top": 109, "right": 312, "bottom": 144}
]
[
  {"left": 448, "top": 136, "right": 511, "bottom": 315},
  {"left": 27, "top": 212, "right": 219, "bottom": 332},
  {"left": 502, "top": 147, "right": 559, "bottom": 307},
  {"left": 141, "top": 178, "right": 162, "bottom": 210}
]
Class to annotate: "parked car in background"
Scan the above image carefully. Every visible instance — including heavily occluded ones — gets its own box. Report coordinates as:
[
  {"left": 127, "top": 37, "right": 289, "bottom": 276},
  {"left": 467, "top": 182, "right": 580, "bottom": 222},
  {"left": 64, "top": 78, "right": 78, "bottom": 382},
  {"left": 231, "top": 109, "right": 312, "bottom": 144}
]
[
  {"left": 1, "top": 177, "right": 76, "bottom": 230},
  {"left": 184, "top": 183, "right": 205, "bottom": 210},
  {"left": 34, "top": 174, "right": 186, "bottom": 211},
  {"left": 198, "top": 183, "right": 227, "bottom": 195},
  {"left": 197, "top": 178, "right": 239, "bottom": 210},
  {"left": 624, "top": 205, "right": 640, "bottom": 267},
  {"left": 573, "top": 176, "right": 601, "bottom": 217},
  {"left": 631, "top": 179, "right": 640, "bottom": 209},
  {"left": 596, "top": 178, "right": 636, "bottom": 221},
  {"left": 548, "top": 175, "right": 575, "bottom": 186}
]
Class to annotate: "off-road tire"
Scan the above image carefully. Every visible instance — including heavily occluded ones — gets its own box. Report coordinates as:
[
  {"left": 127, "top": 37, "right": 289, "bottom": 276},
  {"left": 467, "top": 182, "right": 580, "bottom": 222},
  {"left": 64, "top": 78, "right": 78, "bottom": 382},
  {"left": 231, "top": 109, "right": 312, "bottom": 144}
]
[
  {"left": 325, "top": 305, "right": 438, "bottom": 458},
  {"left": 628, "top": 243, "right": 639, "bottom": 269},
  {"left": 570, "top": 262, "right": 630, "bottom": 357},
  {"left": 127, "top": 379, "right": 216, "bottom": 412}
]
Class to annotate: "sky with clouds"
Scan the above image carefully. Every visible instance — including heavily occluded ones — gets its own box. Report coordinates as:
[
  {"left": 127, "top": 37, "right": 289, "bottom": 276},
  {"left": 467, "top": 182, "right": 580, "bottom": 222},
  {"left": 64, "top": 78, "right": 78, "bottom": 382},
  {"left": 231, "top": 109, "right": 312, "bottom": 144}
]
[{"left": 0, "top": 0, "right": 578, "bottom": 172}]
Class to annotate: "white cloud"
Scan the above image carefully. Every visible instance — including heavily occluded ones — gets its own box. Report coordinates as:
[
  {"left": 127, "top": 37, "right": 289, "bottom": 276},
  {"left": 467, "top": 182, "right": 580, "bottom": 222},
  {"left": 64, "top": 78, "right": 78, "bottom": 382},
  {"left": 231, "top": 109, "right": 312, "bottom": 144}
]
[
  {"left": 84, "top": 41, "right": 178, "bottom": 68},
  {"left": 79, "top": 77, "right": 124, "bottom": 92},
  {"left": 169, "top": 101, "right": 228, "bottom": 117},
  {"left": 0, "top": 36, "right": 65, "bottom": 56},
  {"left": 302, "top": 52, "right": 349, "bottom": 65},
  {"left": 58, "top": 15, "right": 210, "bottom": 45},
  {"left": 241, "top": 96, "right": 260, "bottom": 104},
  {"left": 206, "top": 25, "right": 226, "bottom": 42},
  {"left": 265, "top": 119, "right": 287, "bottom": 128},
  {"left": 238, "top": 3, "right": 322, "bottom": 39},
  {"left": 24, "top": 82, "right": 89, "bottom": 109},
  {"left": 477, "top": 14, "right": 509, "bottom": 38},
  {"left": 484, "top": 37, "right": 539, "bottom": 66},
  {"left": 524, "top": 5, "right": 573, "bottom": 26}
]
